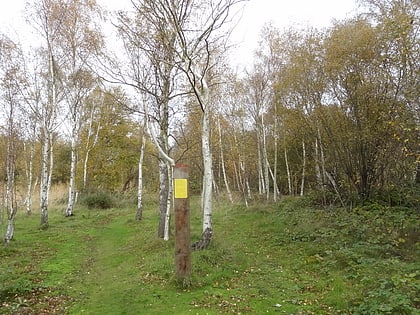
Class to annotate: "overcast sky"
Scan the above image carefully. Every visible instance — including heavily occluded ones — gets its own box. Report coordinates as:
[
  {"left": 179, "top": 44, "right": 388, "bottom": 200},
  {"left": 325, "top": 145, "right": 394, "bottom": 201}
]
[{"left": 0, "top": 0, "right": 358, "bottom": 67}]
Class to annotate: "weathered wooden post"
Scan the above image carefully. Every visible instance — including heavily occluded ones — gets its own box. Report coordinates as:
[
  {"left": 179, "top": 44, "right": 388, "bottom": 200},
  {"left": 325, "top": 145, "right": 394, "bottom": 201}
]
[{"left": 173, "top": 164, "right": 191, "bottom": 285}]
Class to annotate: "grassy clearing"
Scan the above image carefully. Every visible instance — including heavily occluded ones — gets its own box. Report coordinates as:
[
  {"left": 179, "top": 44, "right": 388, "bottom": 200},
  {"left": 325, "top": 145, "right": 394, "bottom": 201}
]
[{"left": 0, "top": 194, "right": 419, "bottom": 314}]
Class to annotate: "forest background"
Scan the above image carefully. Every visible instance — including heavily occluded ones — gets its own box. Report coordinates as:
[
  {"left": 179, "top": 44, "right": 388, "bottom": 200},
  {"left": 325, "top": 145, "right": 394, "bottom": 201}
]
[
  {"left": 0, "top": 0, "right": 419, "bottom": 237},
  {"left": 1, "top": 0, "right": 418, "bottom": 236}
]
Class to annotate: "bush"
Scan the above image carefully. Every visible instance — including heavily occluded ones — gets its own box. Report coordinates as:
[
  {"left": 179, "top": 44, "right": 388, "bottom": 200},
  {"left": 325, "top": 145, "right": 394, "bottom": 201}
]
[
  {"left": 370, "top": 186, "right": 420, "bottom": 210},
  {"left": 82, "top": 192, "right": 114, "bottom": 209},
  {"left": 303, "top": 189, "right": 342, "bottom": 208}
]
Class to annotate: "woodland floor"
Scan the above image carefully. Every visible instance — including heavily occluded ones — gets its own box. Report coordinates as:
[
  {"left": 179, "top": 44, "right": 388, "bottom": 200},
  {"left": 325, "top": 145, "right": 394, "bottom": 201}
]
[{"left": 0, "top": 195, "right": 419, "bottom": 314}]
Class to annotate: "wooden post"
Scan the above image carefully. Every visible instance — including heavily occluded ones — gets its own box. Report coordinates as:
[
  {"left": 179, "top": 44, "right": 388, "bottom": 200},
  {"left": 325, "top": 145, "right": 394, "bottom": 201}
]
[{"left": 173, "top": 164, "right": 191, "bottom": 285}]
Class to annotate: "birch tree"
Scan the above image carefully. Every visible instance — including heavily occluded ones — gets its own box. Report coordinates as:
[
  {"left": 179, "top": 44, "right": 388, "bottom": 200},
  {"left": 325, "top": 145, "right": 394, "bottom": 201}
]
[
  {"left": 27, "top": 0, "right": 67, "bottom": 227},
  {"left": 247, "top": 24, "right": 286, "bottom": 201},
  {"left": 0, "top": 35, "right": 22, "bottom": 243},
  {"left": 80, "top": 88, "right": 103, "bottom": 190},
  {"left": 57, "top": 0, "right": 103, "bottom": 217},
  {"left": 18, "top": 50, "right": 43, "bottom": 216},
  {"left": 136, "top": 122, "right": 147, "bottom": 221},
  {"left": 216, "top": 115, "right": 233, "bottom": 203},
  {"left": 114, "top": 0, "right": 179, "bottom": 239},
  {"left": 226, "top": 76, "right": 253, "bottom": 205},
  {"left": 245, "top": 66, "right": 271, "bottom": 199},
  {"left": 161, "top": 0, "right": 246, "bottom": 232},
  {"left": 21, "top": 105, "right": 40, "bottom": 215}
]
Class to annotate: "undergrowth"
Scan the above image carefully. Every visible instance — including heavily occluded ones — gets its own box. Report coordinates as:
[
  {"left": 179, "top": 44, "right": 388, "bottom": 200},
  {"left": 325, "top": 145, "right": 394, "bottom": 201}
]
[{"left": 0, "top": 194, "right": 418, "bottom": 314}]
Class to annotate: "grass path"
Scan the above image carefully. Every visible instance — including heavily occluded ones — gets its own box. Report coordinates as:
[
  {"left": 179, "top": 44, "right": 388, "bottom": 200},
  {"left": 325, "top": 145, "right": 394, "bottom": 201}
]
[{"left": 69, "top": 214, "right": 141, "bottom": 314}]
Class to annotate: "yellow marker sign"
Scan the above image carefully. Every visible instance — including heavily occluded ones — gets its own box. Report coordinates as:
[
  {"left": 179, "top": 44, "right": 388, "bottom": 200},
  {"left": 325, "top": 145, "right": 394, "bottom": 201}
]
[{"left": 174, "top": 179, "right": 188, "bottom": 198}]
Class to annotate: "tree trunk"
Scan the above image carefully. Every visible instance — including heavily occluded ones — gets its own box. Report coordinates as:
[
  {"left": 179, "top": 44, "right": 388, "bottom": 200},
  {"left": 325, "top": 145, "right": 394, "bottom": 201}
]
[
  {"left": 83, "top": 108, "right": 100, "bottom": 190},
  {"left": 144, "top": 100, "right": 174, "bottom": 239},
  {"left": 4, "top": 115, "right": 17, "bottom": 244},
  {"left": 40, "top": 46, "right": 56, "bottom": 227},
  {"left": 217, "top": 117, "right": 233, "bottom": 203},
  {"left": 262, "top": 117, "right": 270, "bottom": 201},
  {"left": 232, "top": 133, "right": 241, "bottom": 191},
  {"left": 202, "top": 108, "right": 213, "bottom": 232},
  {"left": 192, "top": 227, "right": 213, "bottom": 251},
  {"left": 326, "top": 171, "right": 345, "bottom": 207},
  {"left": 4, "top": 218, "right": 15, "bottom": 245},
  {"left": 233, "top": 161, "right": 240, "bottom": 191},
  {"left": 273, "top": 115, "right": 279, "bottom": 202},
  {"left": 40, "top": 128, "right": 50, "bottom": 228},
  {"left": 65, "top": 130, "right": 77, "bottom": 217},
  {"left": 300, "top": 140, "right": 306, "bottom": 197},
  {"left": 164, "top": 161, "right": 173, "bottom": 241},
  {"left": 315, "top": 137, "right": 323, "bottom": 190},
  {"left": 24, "top": 141, "right": 34, "bottom": 215},
  {"left": 257, "top": 133, "right": 265, "bottom": 195},
  {"left": 158, "top": 158, "right": 169, "bottom": 238},
  {"left": 268, "top": 163, "right": 280, "bottom": 199},
  {"left": 212, "top": 170, "right": 219, "bottom": 197},
  {"left": 239, "top": 160, "right": 249, "bottom": 208},
  {"left": 48, "top": 136, "right": 54, "bottom": 204},
  {"left": 285, "top": 148, "right": 292, "bottom": 195},
  {"left": 136, "top": 130, "right": 146, "bottom": 221}
]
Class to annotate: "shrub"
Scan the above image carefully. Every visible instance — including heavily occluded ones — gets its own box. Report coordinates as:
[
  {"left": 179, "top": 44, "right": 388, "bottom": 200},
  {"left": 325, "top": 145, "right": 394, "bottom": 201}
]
[
  {"left": 370, "top": 186, "right": 420, "bottom": 210},
  {"left": 82, "top": 192, "right": 114, "bottom": 209}
]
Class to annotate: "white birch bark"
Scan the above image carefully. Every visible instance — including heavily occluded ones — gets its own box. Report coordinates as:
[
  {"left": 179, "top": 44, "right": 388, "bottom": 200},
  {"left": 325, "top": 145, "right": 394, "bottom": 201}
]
[
  {"left": 4, "top": 105, "right": 17, "bottom": 244},
  {"left": 217, "top": 117, "right": 233, "bottom": 203},
  {"left": 162, "top": 0, "right": 242, "bottom": 234},
  {"left": 24, "top": 141, "right": 35, "bottom": 215},
  {"left": 285, "top": 148, "right": 292, "bottom": 195},
  {"left": 239, "top": 160, "right": 249, "bottom": 208},
  {"left": 257, "top": 134, "right": 264, "bottom": 195},
  {"left": 40, "top": 41, "right": 58, "bottom": 227},
  {"left": 233, "top": 133, "right": 241, "bottom": 191},
  {"left": 65, "top": 125, "right": 77, "bottom": 217},
  {"left": 83, "top": 116, "right": 100, "bottom": 190},
  {"left": 40, "top": 127, "right": 50, "bottom": 227},
  {"left": 201, "top": 100, "right": 213, "bottom": 232},
  {"left": 158, "top": 123, "right": 171, "bottom": 239},
  {"left": 315, "top": 137, "right": 323, "bottom": 190},
  {"left": 320, "top": 134, "right": 326, "bottom": 187},
  {"left": 262, "top": 116, "right": 270, "bottom": 201},
  {"left": 136, "top": 129, "right": 146, "bottom": 221},
  {"left": 164, "top": 162, "right": 173, "bottom": 241},
  {"left": 326, "top": 171, "right": 345, "bottom": 207},
  {"left": 268, "top": 162, "right": 280, "bottom": 198},
  {"left": 144, "top": 99, "right": 174, "bottom": 238},
  {"left": 246, "top": 177, "right": 252, "bottom": 201},
  {"left": 212, "top": 170, "right": 219, "bottom": 197},
  {"left": 300, "top": 141, "right": 306, "bottom": 197},
  {"left": 5, "top": 167, "right": 16, "bottom": 244},
  {"left": 47, "top": 136, "right": 54, "bottom": 205},
  {"left": 273, "top": 114, "right": 279, "bottom": 202},
  {"left": 233, "top": 161, "right": 239, "bottom": 191},
  {"left": 25, "top": 1, "right": 63, "bottom": 226},
  {"left": 62, "top": 1, "right": 101, "bottom": 217},
  {"left": 158, "top": 158, "right": 169, "bottom": 238},
  {"left": 235, "top": 113, "right": 251, "bottom": 206}
]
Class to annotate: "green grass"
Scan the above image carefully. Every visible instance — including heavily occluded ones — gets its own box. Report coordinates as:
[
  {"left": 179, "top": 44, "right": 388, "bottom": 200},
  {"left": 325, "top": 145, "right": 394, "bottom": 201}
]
[{"left": 1, "top": 195, "right": 419, "bottom": 314}]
